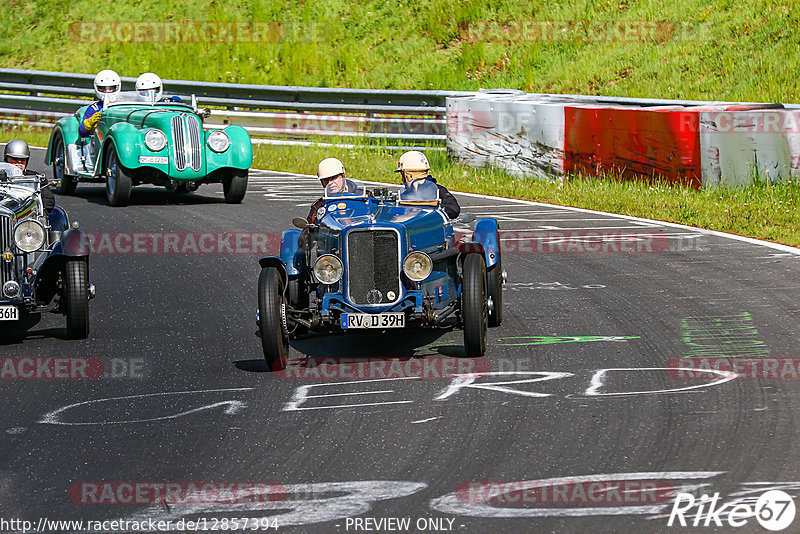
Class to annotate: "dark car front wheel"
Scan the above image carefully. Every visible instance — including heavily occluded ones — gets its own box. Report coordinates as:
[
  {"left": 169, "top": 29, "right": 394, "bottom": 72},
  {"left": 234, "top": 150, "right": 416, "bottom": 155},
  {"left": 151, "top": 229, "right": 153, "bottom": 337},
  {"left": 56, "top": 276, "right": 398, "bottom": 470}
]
[
  {"left": 223, "top": 169, "right": 248, "bottom": 204},
  {"left": 64, "top": 259, "right": 90, "bottom": 339},
  {"left": 104, "top": 147, "right": 133, "bottom": 207},
  {"left": 52, "top": 133, "right": 78, "bottom": 195},
  {"left": 462, "top": 253, "right": 488, "bottom": 357},
  {"left": 258, "top": 267, "right": 289, "bottom": 371}
]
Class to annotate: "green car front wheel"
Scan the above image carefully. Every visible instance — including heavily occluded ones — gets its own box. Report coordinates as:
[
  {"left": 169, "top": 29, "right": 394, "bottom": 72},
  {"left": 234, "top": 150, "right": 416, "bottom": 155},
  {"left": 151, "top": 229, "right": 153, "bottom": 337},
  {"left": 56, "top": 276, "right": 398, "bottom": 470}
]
[{"left": 104, "top": 146, "right": 133, "bottom": 207}]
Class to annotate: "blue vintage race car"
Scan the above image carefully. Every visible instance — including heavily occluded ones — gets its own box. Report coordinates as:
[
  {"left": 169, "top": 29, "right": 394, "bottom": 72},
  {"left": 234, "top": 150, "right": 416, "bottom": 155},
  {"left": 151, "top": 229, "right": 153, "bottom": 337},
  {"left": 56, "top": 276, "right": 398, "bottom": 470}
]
[
  {"left": 256, "top": 178, "right": 505, "bottom": 370},
  {"left": 0, "top": 163, "right": 94, "bottom": 338}
]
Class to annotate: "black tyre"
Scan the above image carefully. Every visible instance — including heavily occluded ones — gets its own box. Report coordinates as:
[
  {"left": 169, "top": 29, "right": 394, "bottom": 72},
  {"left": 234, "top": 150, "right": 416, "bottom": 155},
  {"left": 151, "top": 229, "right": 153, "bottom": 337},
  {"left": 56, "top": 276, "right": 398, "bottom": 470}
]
[
  {"left": 64, "top": 259, "right": 90, "bottom": 339},
  {"left": 52, "top": 134, "right": 78, "bottom": 195},
  {"left": 223, "top": 169, "right": 248, "bottom": 204},
  {"left": 258, "top": 267, "right": 289, "bottom": 371},
  {"left": 462, "top": 253, "right": 487, "bottom": 357},
  {"left": 487, "top": 259, "right": 504, "bottom": 327},
  {"left": 104, "top": 145, "right": 133, "bottom": 207}
]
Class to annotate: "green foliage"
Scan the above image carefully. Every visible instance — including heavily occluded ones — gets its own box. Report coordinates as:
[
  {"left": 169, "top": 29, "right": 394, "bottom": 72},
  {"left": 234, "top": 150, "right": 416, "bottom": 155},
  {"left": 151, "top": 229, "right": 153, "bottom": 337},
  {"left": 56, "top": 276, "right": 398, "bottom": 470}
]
[{"left": 2, "top": 0, "right": 799, "bottom": 101}]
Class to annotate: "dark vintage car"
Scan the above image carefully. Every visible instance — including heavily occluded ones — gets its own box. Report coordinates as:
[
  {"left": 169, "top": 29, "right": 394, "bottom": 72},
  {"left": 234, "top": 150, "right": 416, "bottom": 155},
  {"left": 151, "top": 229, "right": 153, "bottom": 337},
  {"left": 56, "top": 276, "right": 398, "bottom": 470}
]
[
  {"left": 256, "top": 178, "right": 505, "bottom": 370},
  {"left": 45, "top": 91, "right": 253, "bottom": 206},
  {"left": 0, "top": 163, "right": 94, "bottom": 338}
]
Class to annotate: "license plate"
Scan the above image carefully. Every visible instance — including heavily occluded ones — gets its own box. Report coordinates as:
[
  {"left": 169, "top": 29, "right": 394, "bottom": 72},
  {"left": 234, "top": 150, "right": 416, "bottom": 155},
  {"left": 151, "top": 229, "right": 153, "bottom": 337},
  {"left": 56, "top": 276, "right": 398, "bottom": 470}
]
[
  {"left": 341, "top": 313, "right": 405, "bottom": 329},
  {"left": 138, "top": 156, "right": 168, "bottom": 164},
  {"left": 0, "top": 305, "right": 18, "bottom": 321}
]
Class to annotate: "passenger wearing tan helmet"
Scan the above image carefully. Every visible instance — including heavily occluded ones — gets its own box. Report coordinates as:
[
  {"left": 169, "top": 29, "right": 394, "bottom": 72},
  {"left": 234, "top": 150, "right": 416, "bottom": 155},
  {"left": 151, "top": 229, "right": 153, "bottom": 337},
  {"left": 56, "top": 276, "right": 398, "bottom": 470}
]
[{"left": 395, "top": 151, "right": 460, "bottom": 219}]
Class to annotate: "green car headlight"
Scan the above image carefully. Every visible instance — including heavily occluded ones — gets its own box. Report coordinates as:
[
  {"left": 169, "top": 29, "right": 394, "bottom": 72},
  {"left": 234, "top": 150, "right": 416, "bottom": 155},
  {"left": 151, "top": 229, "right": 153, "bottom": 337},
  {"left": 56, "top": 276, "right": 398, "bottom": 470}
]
[
  {"left": 313, "top": 254, "right": 343, "bottom": 285},
  {"left": 144, "top": 129, "right": 167, "bottom": 151},
  {"left": 207, "top": 130, "right": 230, "bottom": 153},
  {"left": 13, "top": 219, "right": 45, "bottom": 253},
  {"left": 403, "top": 251, "right": 433, "bottom": 281}
]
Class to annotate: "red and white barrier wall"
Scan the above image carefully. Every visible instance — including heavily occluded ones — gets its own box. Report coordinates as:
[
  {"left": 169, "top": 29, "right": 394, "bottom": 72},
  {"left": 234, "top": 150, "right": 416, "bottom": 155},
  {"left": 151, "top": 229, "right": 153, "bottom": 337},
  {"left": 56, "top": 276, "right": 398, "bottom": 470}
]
[{"left": 447, "top": 93, "right": 800, "bottom": 187}]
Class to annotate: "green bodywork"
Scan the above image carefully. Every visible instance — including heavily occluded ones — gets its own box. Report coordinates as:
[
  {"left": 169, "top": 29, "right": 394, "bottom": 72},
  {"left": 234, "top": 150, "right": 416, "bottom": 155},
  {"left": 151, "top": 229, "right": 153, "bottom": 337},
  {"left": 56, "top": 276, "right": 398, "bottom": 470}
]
[{"left": 45, "top": 101, "right": 253, "bottom": 183}]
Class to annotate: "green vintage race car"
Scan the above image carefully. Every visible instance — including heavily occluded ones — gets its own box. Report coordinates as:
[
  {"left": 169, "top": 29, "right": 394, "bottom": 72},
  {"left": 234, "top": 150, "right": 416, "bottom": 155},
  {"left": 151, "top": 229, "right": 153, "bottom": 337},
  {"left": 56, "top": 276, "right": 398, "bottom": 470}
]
[{"left": 45, "top": 91, "right": 253, "bottom": 206}]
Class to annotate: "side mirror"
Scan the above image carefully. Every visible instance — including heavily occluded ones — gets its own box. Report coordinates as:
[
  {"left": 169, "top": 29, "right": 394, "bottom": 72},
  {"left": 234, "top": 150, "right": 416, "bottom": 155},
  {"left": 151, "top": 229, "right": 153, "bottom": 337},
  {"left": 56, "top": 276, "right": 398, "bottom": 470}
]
[
  {"left": 292, "top": 217, "right": 309, "bottom": 229},
  {"left": 457, "top": 213, "right": 476, "bottom": 224}
]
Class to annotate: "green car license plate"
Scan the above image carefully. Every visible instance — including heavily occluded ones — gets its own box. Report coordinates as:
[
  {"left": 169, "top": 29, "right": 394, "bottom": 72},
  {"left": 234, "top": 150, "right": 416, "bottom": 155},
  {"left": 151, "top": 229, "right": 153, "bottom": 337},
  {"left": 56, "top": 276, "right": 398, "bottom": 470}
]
[{"left": 341, "top": 313, "right": 405, "bottom": 329}]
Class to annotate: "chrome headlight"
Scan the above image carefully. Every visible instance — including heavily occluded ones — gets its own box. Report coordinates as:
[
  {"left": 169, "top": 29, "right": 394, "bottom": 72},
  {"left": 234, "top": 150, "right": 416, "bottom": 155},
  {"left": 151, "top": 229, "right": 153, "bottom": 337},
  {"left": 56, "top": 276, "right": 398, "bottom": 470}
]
[
  {"left": 144, "top": 129, "right": 167, "bottom": 151},
  {"left": 403, "top": 251, "right": 433, "bottom": 281},
  {"left": 313, "top": 254, "right": 343, "bottom": 285},
  {"left": 13, "top": 219, "right": 45, "bottom": 253},
  {"left": 3, "top": 281, "right": 19, "bottom": 298},
  {"left": 207, "top": 130, "right": 230, "bottom": 153}
]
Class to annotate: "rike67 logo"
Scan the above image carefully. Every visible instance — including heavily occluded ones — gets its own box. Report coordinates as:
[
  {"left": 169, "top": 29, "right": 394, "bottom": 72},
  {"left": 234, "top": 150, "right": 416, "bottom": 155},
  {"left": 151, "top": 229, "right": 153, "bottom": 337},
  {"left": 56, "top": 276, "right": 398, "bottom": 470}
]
[{"left": 669, "top": 490, "right": 796, "bottom": 530}]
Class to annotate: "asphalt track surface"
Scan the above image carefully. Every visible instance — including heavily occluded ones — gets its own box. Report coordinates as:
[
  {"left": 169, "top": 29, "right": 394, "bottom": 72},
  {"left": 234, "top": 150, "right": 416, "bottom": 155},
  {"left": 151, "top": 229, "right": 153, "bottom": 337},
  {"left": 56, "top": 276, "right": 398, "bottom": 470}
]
[{"left": 0, "top": 145, "right": 799, "bottom": 533}]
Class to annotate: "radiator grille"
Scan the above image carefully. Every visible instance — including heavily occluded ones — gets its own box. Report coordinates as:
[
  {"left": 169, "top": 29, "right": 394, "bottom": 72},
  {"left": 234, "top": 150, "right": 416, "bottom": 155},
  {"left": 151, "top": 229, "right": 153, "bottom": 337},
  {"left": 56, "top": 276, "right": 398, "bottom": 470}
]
[
  {"left": 170, "top": 114, "right": 202, "bottom": 172},
  {"left": 171, "top": 116, "right": 186, "bottom": 171},
  {"left": 0, "top": 215, "right": 13, "bottom": 286},
  {"left": 346, "top": 229, "right": 401, "bottom": 306},
  {"left": 187, "top": 115, "right": 202, "bottom": 171}
]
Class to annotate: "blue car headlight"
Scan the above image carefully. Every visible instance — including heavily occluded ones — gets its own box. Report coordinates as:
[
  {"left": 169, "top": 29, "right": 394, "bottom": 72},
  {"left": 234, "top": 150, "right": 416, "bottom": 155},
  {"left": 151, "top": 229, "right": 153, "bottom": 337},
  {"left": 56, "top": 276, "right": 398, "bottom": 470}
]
[
  {"left": 314, "top": 254, "right": 343, "bottom": 284},
  {"left": 207, "top": 130, "right": 230, "bottom": 153},
  {"left": 144, "top": 129, "right": 167, "bottom": 151},
  {"left": 403, "top": 252, "right": 432, "bottom": 281}
]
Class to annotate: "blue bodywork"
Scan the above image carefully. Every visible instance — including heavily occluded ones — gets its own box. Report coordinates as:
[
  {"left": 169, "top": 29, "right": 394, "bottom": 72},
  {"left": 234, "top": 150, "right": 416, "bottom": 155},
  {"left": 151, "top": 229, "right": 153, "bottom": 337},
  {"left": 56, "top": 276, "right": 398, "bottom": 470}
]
[
  {"left": 259, "top": 187, "right": 500, "bottom": 330},
  {"left": 0, "top": 204, "right": 91, "bottom": 312}
]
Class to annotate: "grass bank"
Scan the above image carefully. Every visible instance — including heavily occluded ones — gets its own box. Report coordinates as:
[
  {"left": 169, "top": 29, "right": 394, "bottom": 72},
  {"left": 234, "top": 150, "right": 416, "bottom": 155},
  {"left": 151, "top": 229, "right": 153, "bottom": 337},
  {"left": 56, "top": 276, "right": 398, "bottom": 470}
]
[{"left": 2, "top": 1, "right": 800, "bottom": 103}]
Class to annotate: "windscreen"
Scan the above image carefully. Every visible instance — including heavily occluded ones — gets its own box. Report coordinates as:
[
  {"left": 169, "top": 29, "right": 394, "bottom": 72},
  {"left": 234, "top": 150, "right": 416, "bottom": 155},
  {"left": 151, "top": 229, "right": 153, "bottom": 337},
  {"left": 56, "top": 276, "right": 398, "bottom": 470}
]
[
  {"left": 0, "top": 162, "right": 23, "bottom": 179},
  {"left": 398, "top": 179, "right": 439, "bottom": 203},
  {"left": 324, "top": 178, "right": 366, "bottom": 199}
]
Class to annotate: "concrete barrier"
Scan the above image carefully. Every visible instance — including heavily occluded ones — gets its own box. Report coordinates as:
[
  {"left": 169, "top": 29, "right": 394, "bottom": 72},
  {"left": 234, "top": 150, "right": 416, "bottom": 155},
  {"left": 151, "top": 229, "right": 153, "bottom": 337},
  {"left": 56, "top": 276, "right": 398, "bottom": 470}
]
[{"left": 447, "top": 92, "right": 799, "bottom": 187}]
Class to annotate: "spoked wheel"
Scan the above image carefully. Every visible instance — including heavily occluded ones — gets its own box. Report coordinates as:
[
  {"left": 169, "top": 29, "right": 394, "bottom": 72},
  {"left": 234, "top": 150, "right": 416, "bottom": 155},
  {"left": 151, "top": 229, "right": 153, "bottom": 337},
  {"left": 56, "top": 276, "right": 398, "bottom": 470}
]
[
  {"left": 64, "top": 259, "right": 90, "bottom": 339},
  {"left": 104, "top": 146, "right": 132, "bottom": 207},
  {"left": 462, "top": 253, "right": 487, "bottom": 357},
  {"left": 487, "top": 258, "right": 504, "bottom": 327},
  {"left": 52, "top": 134, "right": 77, "bottom": 195},
  {"left": 223, "top": 169, "right": 248, "bottom": 204},
  {"left": 258, "top": 267, "right": 289, "bottom": 371}
]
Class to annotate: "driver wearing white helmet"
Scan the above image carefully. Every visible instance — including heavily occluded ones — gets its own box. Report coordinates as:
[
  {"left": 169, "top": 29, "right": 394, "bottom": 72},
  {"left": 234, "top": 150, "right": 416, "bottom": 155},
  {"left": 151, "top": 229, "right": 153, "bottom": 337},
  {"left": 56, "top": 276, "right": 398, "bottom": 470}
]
[
  {"left": 395, "top": 151, "right": 460, "bottom": 219},
  {"left": 306, "top": 157, "right": 354, "bottom": 223},
  {"left": 136, "top": 72, "right": 182, "bottom": 103},
  {"left": 78, "top": 69, "right": 121, "bottom": 137}
]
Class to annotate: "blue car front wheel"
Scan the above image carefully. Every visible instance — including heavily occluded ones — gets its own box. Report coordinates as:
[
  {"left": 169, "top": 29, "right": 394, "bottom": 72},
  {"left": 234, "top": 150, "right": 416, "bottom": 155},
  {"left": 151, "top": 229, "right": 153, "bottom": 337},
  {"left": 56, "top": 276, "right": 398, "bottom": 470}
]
[{"left": 258, "top": 266, "right": 289, "bottom": 371}]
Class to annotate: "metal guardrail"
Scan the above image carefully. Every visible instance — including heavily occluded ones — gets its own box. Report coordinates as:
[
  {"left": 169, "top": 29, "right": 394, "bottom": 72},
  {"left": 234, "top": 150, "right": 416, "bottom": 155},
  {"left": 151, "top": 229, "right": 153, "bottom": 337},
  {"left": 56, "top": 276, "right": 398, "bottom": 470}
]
[{"left": 0, "top": 68, "right": 471, "bottom": 150}]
